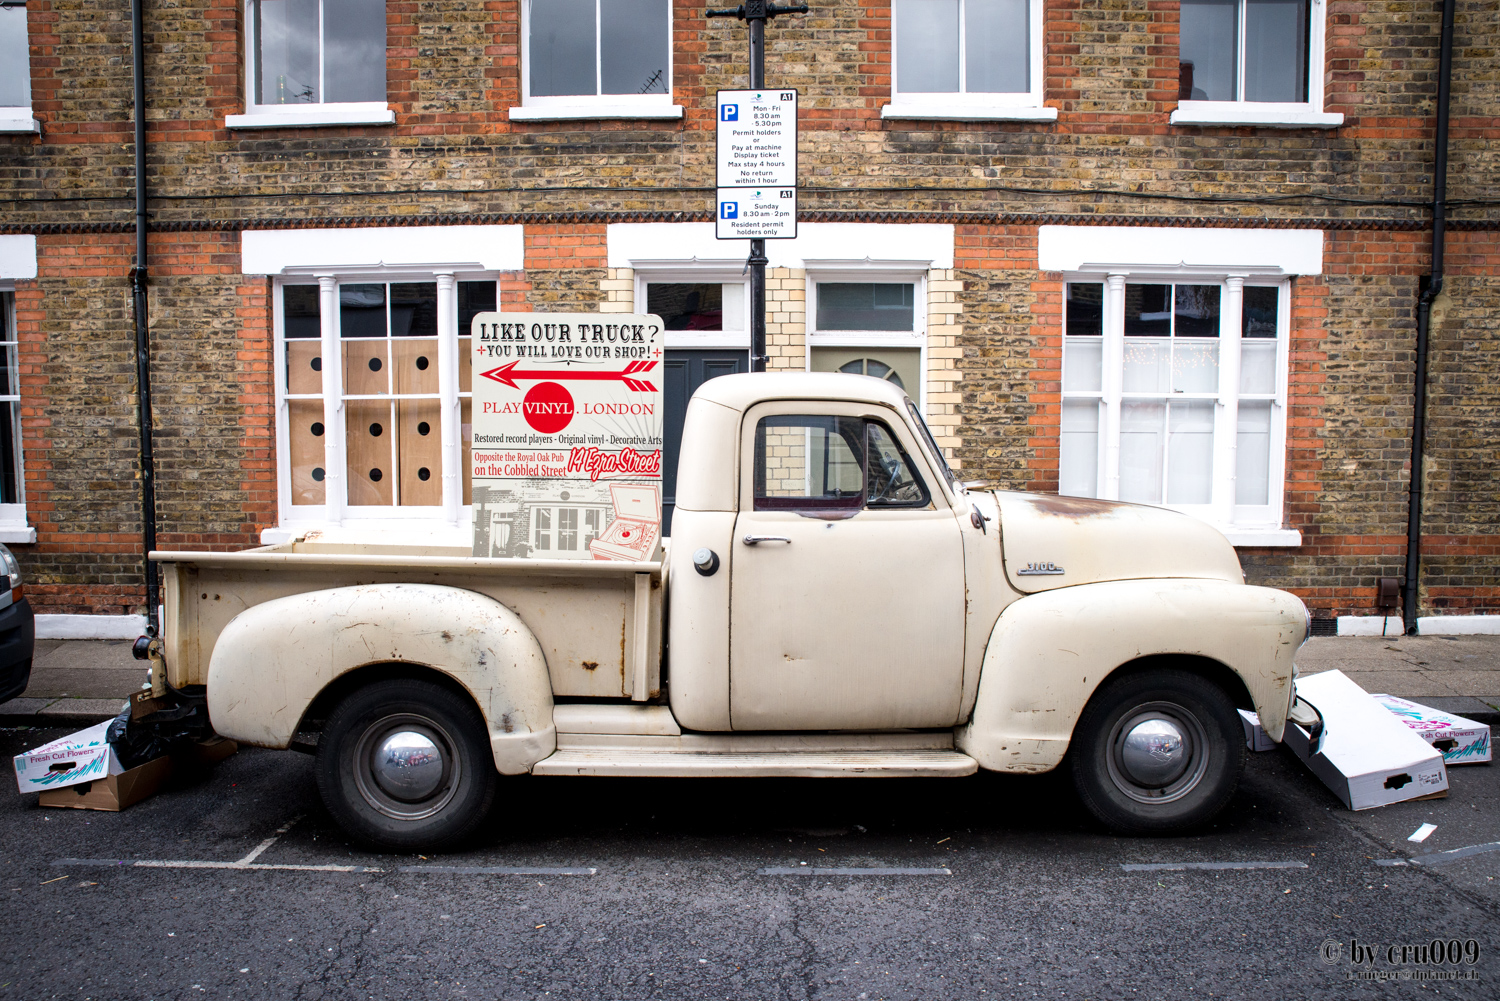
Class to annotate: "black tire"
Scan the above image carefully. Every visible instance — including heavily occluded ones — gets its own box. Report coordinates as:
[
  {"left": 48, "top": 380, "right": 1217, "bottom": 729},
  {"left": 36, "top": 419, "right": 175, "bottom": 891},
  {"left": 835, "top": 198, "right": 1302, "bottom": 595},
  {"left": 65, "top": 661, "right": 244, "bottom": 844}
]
[
  {"left": 315, "top": 678, "right": 497, "bottom": 851},
  {"left": 1070, "top": 668, "right": 1244, "bottom": 835}
]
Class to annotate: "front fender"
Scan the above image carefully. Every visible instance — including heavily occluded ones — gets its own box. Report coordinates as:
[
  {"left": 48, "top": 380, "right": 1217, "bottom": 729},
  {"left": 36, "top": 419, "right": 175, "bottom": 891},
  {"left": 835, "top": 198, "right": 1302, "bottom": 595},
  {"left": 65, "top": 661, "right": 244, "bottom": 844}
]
[
  {"left": 956, "top": 579, "right": 1306, "bottom": 773},
  {"left": 206, "top": 583, "right": 556, "bottom": 775}
]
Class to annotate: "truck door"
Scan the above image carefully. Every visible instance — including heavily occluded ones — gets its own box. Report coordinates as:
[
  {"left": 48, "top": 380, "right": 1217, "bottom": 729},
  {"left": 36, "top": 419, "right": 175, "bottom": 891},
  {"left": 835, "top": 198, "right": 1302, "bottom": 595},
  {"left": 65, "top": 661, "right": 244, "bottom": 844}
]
[{"left": 729, "top": 401, "right": 966, "bottom": 730}]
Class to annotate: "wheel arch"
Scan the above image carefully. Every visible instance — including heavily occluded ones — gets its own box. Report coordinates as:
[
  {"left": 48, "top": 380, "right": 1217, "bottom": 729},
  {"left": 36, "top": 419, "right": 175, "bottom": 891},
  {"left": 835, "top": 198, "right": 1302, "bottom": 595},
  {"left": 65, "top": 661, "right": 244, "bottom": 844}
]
[
  {"left": 956, "top": 578, "right": 1305, "bottom": 773},
  {"left": 296, "top": 661, "right": 483, "bottom": 737},
  {"left": 1089, "top": 653, "right": 1255, "bottom": 714},
  {"left": 206, "top": 583, "right": 556, "bottom": 775}
]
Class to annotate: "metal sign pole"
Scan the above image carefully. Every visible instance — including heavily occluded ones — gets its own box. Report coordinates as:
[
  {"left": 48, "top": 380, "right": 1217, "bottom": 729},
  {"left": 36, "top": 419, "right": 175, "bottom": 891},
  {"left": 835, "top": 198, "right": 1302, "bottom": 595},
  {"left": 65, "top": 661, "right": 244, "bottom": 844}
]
[{"left": 708, "top": 1, "right": 808, "bottom": 373}]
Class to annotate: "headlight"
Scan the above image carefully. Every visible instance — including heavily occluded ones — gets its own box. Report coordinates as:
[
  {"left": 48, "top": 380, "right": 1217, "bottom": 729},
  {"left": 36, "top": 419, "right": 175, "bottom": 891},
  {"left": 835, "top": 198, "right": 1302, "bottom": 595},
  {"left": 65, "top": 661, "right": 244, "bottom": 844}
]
[{"left": 0, "top": 543, "right": 19, "bottom": 590}]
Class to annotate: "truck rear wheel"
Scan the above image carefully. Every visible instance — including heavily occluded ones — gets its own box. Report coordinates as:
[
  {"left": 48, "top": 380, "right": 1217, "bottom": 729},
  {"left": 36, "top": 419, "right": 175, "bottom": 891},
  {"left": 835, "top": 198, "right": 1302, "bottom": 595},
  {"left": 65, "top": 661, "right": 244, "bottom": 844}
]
[
  {"left": 1070, "top": 668, "right": 1244, "bottom": 835},
  {"left": 315, "top": 678, "right": 497, "bottom": 851}
]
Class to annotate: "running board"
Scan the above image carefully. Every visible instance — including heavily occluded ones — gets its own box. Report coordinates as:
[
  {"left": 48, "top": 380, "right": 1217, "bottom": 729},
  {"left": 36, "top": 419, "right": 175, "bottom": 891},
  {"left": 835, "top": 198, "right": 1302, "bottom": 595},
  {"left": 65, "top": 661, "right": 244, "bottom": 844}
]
[{"left": 532, "top": 747, "right": 978, "bottom": 778}]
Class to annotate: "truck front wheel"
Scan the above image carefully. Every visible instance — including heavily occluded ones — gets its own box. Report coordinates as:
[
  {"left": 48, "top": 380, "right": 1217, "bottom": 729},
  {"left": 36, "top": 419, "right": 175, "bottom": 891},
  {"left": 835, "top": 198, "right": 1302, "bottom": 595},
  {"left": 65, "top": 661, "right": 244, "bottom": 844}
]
[
  {"left": 315, "top": 678, "right": 498, "bottom": 851},
  {"left": 1070, "top": 669, "right": 1244, "bottom": 835}
]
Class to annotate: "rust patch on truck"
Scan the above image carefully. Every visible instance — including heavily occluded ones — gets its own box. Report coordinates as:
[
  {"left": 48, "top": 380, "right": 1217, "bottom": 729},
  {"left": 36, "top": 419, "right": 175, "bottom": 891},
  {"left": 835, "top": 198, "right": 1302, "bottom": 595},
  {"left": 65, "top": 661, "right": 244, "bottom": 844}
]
[
  {"left": 581, "top": 661, "right": 598, "bottom": 672},
  {"left": 1026, "top": 495, "right": 1131, "bottom": 520}
]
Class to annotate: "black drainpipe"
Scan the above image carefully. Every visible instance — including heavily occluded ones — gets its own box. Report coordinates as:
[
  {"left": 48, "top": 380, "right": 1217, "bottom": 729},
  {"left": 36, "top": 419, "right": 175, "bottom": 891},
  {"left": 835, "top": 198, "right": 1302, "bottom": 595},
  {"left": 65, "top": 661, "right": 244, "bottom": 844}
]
[
  {"left": 130, "top": 0, "right": 159, "bottom": 638},
  {"left": 1403, "top": 0, "right": 1456, "bottom": 636}
]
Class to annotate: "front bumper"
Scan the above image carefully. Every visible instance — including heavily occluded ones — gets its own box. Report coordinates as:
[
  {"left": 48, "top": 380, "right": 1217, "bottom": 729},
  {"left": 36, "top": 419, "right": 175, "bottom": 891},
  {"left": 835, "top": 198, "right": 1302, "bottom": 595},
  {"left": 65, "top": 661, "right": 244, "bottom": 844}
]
[
  {"left": 1287, "top": 692, "right": 1325, "bottom": 754},
  {"left": 0, "top": 597, "right": 35, "bottom": 703}
]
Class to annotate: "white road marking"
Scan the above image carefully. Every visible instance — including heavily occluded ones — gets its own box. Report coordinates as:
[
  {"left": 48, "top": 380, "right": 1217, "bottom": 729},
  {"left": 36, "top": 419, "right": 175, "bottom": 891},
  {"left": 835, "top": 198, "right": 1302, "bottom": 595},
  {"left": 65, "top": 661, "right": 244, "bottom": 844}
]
[
  {"left": 1120, "top": 861, "right": 1309, "bottom": 872},
  {"left": 758, "top": 867, "right": 951, "bottom": 876},
  {"left": 397, "top": 866, "right": 596, "bottom": 876},
  {"left": 55, "top": 858, "right": 384, "bottom": 873},
  {"left": 52, "top": 859, "right": 599, "bottom": 876},
  {"left": 237, "top": 815, "right": 302, "bottom": 866},
  {"left": 1404, "top": 840, "right": 1500, "bottom": 864}
]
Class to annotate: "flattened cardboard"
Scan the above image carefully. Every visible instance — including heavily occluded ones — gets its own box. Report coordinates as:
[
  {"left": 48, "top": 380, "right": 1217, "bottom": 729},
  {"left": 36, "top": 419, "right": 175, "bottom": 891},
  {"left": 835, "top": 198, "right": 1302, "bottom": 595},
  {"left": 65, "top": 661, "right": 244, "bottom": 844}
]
[
  {"left": 1371, "top": 694, "right": 1492, "bottom": 765},
  {"left": 1237, "top": 709, "right": 1277, "bottom": 752},
  {"left": 1285, "top": 670, "right": 1449, "bottom": 810},
  {"left": 13, "top": 721, "right": 123, "bottom": 794},
  {"left": 37, "top": 755, "right": 173, "bottom": 812}
]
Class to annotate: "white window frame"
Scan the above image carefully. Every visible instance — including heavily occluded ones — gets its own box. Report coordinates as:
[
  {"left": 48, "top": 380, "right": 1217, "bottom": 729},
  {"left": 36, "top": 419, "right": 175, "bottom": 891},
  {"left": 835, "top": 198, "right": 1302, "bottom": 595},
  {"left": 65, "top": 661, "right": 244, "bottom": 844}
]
[
  {"left": 228, "top": 0, "right": 395, "bottom": 130},
  {"left": 0, "top": 1, "right": 39, "bottom": 133},
  {"left": 511, "top": 0, "right": 682, "bottom": 122},
  {"left": 1171, "top": 0, "right": 1343, "bottom": 129},
  {"left": 805, "top": 266, "right": 929, "bottom": 412},
  {"left": 270, "top": 268, "right": 496, "bottom": 545},
  {"left": 1060, "top": 269, "right": 1298, "bottom": 546},
  {"left": 0, "top": 286, "right": 30, "bottom": 541},
  {"left": 634, "top": 266, "right": 751, "bottom": 351},
  {"left": 882, "top": 0, "right": 1055, "bottom": 123}
]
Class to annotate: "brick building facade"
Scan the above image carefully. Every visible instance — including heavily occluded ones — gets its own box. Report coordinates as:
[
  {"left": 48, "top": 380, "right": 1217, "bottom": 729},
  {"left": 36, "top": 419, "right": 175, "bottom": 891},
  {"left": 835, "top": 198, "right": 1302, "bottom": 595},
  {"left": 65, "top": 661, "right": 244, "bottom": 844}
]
[{"left": 0, "top": 0, "right": 1495, "bottom": 631}]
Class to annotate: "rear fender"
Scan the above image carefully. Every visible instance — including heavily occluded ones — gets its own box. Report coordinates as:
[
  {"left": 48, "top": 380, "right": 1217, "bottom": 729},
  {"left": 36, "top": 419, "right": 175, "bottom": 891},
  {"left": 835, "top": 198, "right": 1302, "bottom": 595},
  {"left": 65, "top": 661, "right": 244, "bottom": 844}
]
[
  {"left": 957, "top": 579, "right": 1306, "bottom": 773},
  {"left": 206, "top": 584, "right": 555, "bottom": 774}
]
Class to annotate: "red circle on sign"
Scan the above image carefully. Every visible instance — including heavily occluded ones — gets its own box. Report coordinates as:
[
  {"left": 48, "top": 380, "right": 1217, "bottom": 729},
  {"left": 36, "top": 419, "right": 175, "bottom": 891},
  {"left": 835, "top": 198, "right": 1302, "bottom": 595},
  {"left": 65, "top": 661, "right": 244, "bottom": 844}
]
[{"left": 523, "top": 381, "right": 575, "bottom": 433}]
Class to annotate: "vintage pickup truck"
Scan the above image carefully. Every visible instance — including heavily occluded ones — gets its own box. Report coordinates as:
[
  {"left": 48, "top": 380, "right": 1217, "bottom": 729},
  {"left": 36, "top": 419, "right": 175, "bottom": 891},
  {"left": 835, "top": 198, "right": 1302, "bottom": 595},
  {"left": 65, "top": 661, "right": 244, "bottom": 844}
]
[{"left": 140, "top": 373, "right": 1313, "bottom": 849}]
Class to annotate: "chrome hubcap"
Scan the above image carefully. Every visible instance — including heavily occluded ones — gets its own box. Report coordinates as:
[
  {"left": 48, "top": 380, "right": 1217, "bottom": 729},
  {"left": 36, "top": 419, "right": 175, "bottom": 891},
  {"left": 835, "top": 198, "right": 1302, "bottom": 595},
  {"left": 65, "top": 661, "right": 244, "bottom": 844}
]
[
  {"left": 372, "top": 731, "right": 446, "bottom": 802},
  {"left": 1105, "top": 702, "right": 1210, "bottom": 804},
  {"left": 352, "top": 714, "right": 460, "bottom": 821},
  {"left": 1119, "top": 718, "right": 1188, "bottom": 787}
]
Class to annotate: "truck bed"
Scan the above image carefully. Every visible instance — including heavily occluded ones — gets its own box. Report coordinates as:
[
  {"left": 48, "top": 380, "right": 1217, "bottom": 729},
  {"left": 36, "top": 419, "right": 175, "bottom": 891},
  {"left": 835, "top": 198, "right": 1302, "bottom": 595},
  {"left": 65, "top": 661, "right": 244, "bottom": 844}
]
[{"left": 150, "top": 542, "right": 664, "bottom": 700}]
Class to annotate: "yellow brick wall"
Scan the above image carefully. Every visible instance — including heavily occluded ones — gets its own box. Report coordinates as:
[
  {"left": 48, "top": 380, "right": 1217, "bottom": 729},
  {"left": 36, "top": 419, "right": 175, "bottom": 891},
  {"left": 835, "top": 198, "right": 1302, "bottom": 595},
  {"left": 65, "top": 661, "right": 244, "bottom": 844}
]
[
  {"left": 765, "top": 268, "right": 806, "bottom": 372},
  {"left": 925, "top": 269, "right": 964, "bottom": 470},
  {"left": 599, "top": 268, "right": 635, "bottom": 314}
]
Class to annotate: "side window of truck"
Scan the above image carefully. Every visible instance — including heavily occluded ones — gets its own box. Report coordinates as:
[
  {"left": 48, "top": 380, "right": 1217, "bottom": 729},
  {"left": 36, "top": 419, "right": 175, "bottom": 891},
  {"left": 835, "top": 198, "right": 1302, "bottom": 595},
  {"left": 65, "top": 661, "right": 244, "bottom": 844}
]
[{"left": 752, "top": 415, "right": 929, "bottom": 512}]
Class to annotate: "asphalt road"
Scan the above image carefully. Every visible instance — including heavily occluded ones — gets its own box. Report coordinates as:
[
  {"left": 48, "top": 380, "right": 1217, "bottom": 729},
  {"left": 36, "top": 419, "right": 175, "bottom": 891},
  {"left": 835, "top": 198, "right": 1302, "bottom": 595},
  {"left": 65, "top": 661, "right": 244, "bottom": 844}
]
[{"left": 3, "top": 726, "right": 1499, "bottom": 1000}]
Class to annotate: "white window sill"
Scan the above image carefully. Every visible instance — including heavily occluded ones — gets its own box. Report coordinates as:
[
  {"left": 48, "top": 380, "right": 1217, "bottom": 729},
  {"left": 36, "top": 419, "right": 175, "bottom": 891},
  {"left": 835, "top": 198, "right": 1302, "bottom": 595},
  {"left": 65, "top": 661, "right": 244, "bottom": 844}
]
[
  {"left": 0, "top": 112, "right": 40, "bottom": 134},
  {"left": 262, "top": 523, "right": 471, "bottom": 549},
  {"left": 508, "top": 104, "right": 684, "bottom": 122},
  {"left": 0, "top": 526, "right": 35, "bottom": 544},
  {"left": 226, "top": 106, "right": 396, "bottom": 130},
  {"left": 1223, "top": 527, "right": 1302, "bottom": 547},
  {"left": 1170, "top": 103, "right": 1344, "bottom": 130},
  {"left": 881, "top": 103, "right": 1057, "bottom": 123}
]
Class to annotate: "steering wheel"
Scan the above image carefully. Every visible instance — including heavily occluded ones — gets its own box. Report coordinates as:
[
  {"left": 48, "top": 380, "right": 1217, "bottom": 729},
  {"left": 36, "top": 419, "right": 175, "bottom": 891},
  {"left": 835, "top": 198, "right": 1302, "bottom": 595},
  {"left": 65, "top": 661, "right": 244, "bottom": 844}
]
[{"left": 869, "top": 455, "right": 903, "bottom": 504}]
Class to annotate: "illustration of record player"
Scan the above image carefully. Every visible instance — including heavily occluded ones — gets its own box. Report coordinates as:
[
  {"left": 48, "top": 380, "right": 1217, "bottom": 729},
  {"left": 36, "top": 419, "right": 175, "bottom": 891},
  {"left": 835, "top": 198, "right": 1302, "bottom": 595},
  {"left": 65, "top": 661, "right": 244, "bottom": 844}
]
[{"left": 588, "top": 482, "right": 662, "bottom": 561}]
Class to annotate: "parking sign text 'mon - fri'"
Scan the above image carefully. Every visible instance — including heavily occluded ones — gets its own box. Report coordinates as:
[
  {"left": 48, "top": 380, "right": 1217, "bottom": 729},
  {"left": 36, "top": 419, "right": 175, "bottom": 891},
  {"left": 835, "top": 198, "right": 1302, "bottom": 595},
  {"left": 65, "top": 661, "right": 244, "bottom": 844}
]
[{"left": 716, "top": 89, "right": 797, "bottom": 240}]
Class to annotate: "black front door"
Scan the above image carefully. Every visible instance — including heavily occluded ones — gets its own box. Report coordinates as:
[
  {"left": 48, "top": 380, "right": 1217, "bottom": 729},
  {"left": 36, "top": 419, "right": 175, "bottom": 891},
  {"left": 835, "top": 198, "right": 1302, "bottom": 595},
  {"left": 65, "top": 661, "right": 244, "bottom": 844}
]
[{"left": 663, "top": 349, "right": 748, "bottom": 534}]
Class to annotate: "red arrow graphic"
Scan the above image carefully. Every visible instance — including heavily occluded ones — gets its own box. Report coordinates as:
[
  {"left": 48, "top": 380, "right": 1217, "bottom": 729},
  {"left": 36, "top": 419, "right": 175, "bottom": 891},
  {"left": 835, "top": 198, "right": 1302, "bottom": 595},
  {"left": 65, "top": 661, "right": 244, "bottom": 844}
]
[{"left": 480, "top": 359, "right": 658, "bottom": 392}]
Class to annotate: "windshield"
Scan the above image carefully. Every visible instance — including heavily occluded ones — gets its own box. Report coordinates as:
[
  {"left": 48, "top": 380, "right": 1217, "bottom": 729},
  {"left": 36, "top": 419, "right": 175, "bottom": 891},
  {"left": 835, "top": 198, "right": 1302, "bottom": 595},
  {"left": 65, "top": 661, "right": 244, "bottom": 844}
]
[{"left": 904, "top": 399, "right": 958, "bottom": 493}]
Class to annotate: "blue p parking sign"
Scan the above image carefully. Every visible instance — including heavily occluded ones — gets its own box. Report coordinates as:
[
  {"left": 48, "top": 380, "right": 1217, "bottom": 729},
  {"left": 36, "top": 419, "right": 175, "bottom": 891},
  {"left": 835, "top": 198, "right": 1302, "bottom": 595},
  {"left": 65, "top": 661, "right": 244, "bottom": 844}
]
[
  {"left": 719, "top": 201, "right": 738, "bottom": 220},
  {"left": 720, "top": 104, "right": 738, "bottom": 122}
]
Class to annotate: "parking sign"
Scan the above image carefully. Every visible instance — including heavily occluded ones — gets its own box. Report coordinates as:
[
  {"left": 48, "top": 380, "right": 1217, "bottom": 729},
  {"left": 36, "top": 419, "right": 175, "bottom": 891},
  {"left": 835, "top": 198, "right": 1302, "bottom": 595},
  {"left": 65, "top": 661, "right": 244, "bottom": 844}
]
[{"left": 715, "top": 188, "right": 796, "bottom": 240}]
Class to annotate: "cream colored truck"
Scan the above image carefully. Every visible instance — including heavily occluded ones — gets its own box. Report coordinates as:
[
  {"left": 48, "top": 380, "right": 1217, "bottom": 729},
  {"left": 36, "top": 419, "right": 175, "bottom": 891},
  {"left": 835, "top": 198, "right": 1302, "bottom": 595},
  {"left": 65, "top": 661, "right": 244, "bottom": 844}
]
[{"left": 146, "top": 373, "right": 1313, "bottom": 849}]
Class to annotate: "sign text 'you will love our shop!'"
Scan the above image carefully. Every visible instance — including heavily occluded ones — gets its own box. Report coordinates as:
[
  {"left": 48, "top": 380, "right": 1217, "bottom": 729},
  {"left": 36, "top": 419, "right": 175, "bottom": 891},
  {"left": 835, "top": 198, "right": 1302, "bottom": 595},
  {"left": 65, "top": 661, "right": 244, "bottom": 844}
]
[{"left": 469, "top": 313, "right": 664, "bottom": 563}]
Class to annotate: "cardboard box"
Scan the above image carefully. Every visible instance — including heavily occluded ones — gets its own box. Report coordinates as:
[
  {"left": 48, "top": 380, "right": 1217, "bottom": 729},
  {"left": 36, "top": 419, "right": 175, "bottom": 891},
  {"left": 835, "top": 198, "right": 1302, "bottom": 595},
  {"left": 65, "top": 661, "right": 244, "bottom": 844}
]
[
  {"left": 37, "top": 755, "right": 174, "bottom": 812},
  {"left": 34, "top": 738, "right": 236, "bottom": 812},
  {"left": 13, "top": 720, "right": 123, "bottom": 794},
  {"left": 1283, "top": 670, "right": 1449, "bottom": 810},
  {"left": 1371, "top": 694, "right": 1492, "bottom": 765},
  {"left": 1237, "top": 709, "right": 1277, "bottom": 752}
]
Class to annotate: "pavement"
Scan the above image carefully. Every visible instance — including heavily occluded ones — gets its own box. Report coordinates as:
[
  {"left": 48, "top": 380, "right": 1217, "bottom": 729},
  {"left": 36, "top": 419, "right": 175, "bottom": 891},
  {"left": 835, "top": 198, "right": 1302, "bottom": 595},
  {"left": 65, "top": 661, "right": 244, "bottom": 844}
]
[
  {"left": 4, "top": 722, "right": 1500, "bottom": 997},
  {"left": 0, "top": 639, "right": 143, "bottom": 726},
  {"left": 3, "top": 635, "right": 1500, "bottom": 727}
]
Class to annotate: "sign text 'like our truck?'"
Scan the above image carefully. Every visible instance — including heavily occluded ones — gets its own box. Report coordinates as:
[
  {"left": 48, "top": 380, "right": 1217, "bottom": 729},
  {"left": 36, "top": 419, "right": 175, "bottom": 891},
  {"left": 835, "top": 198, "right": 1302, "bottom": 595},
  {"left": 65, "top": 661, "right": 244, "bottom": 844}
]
[{"left": 468, "top": 312, "right": 665, "bottom": 562}]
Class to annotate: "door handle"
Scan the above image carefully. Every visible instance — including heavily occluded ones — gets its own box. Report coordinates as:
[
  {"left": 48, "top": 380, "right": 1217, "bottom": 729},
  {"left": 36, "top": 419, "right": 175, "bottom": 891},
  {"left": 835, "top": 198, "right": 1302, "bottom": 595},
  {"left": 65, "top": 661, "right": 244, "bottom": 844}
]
[{"left": 743, "top": 535, "right": 792, "bottom": 546}]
